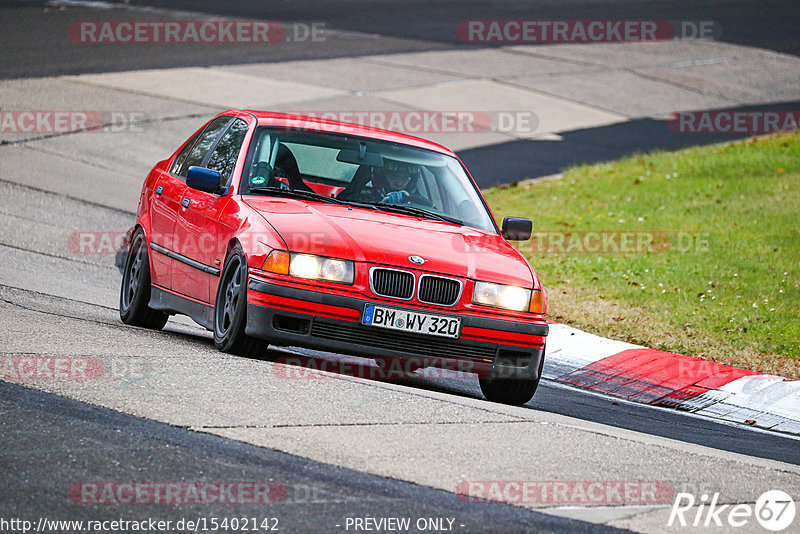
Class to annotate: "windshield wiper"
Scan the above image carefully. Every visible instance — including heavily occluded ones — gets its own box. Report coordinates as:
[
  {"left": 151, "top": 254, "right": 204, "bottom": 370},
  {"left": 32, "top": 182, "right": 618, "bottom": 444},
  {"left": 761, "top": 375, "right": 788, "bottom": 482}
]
[
  {"left": 248, "top": 187, "right": 383, "bottom": 211},
  {"left": 246, "top": 189, "right": 459, "bottom": 224},
  {"left": 247, "top": 187, "right": 344, "bottom": 204},
  {"left": 372, "top": 203, "right": 462, "bottom": 225}
]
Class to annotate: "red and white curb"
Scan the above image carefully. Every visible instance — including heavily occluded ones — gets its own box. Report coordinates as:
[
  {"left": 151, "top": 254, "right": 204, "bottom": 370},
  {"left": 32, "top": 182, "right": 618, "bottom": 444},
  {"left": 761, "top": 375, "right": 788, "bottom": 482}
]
[{"left": 544, "top": 324, "right": 800, "bottom": 435}]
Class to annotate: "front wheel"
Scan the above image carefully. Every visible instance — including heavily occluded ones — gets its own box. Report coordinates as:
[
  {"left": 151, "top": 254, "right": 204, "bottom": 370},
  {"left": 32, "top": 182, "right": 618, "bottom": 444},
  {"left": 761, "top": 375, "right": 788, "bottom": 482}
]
[
  {"left": 119, "top": 229, "right": 168, "bottom": 330},
  {"left": 213, "top": 244, "right": 269, "bottom": 356},
  {"left": 479, "top": 374, "right": 540, "bottom": 406}
]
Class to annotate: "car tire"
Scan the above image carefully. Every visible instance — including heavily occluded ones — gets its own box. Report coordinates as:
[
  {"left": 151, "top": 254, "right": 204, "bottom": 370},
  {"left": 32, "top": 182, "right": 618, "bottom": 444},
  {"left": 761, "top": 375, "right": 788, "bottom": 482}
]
[
  {"left": 119, "top": 228, "right": 169, "bottom": 330},
  {"left": 214, "top": 244, "right": 269, "bottom": 357},
  {"left": 479, "top": 374, "right": 540, "bottom": 406}
]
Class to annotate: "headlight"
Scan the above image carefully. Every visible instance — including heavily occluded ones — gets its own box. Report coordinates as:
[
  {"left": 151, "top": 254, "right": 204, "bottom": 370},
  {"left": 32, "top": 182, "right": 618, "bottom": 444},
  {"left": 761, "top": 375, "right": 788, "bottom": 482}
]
[
  {"left": 472, "top": 281, "right": 531, "bottom": 312},
  {"left": 263, "top": 251, "right": 354, "bottom": 284}
]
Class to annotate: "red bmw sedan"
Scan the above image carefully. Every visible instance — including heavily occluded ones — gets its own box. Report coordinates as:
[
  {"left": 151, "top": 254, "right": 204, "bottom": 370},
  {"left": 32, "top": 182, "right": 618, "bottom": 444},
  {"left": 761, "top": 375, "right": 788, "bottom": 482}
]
[{"left": 119, "top": 110, "right": 548, "bottom": 405}]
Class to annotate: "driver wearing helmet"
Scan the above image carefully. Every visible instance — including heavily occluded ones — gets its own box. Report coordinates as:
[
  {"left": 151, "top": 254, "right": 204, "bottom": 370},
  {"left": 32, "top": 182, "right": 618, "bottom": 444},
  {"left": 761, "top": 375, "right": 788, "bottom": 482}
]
[{"left": 376, "top": 160, "right": 421, "bottom": 204}]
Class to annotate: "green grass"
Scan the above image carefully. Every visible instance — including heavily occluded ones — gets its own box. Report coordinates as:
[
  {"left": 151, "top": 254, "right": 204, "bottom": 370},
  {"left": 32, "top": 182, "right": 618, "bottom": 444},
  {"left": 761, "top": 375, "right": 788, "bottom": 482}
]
[{"left": 484, "top": 133, "right": 800, "bottom": 378}]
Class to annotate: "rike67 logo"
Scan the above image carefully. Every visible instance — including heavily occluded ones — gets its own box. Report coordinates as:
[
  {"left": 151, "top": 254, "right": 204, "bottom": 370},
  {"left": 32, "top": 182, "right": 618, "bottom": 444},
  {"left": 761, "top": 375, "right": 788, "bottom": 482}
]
[{"left": 669, "top": 490, "right": 796, "bottom": 531}]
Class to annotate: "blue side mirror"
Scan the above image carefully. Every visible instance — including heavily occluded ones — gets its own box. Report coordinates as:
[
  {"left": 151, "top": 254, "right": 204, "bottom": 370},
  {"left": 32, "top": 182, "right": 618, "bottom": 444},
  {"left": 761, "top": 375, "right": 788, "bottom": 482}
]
[{"left": 187, "top": 166, "right": 223, "bottom": 194}]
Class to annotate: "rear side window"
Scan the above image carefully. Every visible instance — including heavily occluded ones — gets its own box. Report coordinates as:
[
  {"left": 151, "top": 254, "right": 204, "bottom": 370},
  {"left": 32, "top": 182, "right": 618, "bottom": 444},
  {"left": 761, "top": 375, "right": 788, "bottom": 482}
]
[
  {"left": 172, "top": 116, "right": 232, "bottom": 178},
  {"left": 206, "top": 119, "right": 249, "bottom": 186}
]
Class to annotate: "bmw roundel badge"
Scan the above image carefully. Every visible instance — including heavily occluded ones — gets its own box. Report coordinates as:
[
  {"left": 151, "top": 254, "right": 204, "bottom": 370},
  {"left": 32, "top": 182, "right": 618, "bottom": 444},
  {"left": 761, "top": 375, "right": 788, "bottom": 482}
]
[{"left": 409, "top": 256, "right": 426, "bottom": 265}]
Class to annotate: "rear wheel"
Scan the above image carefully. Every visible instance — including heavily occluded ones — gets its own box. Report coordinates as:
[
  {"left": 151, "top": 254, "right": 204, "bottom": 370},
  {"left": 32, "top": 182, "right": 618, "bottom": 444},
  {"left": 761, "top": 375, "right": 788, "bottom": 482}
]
[
  {"left": 119, "top": 229, "right": 169, "bottom": 329},
  {"left": 479, "top": 374, "right": 540, "bottom": 406},
  {"left": 214, "top": 244, "right": 269, "bottom": 356}
]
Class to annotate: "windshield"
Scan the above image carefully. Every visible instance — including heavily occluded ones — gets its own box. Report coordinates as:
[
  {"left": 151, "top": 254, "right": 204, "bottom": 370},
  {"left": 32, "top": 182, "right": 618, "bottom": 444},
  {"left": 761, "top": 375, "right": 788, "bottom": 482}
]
[{"left": 242, "top": 127, "right": 497, "bottom": 232}]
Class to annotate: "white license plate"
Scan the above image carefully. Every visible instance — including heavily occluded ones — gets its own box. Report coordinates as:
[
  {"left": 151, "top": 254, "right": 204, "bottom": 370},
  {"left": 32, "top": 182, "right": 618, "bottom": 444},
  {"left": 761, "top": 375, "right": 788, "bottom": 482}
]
[{"left": 362, "top": 304, "right": 461, "bottom": 339}]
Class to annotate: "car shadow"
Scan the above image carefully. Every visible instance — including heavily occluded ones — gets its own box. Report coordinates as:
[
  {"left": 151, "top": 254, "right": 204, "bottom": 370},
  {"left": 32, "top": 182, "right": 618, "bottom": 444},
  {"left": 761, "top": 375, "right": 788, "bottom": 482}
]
[
  {"left": 267, "top": 347, "right": 800, "bottom": 465},
  {"left": 264, "top": 349, "right": 485, "bottom": 398},
  {"left": 150, "top": 326, "right": 800, "bottom": 464}
]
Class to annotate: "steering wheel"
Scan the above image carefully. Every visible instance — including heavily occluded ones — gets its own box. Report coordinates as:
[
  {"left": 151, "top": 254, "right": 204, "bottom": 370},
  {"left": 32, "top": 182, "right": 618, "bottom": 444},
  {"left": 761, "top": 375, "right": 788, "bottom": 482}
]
[{"left": 407, "top": 193, "right": 434, "bottom": 207}]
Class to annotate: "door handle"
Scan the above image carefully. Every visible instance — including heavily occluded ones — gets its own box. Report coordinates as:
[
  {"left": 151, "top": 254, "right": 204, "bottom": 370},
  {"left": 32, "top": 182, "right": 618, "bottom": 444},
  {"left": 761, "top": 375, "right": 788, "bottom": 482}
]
[
  {"left": 155, "top": 185, "right": 164, "bottom": 195},
  {"left": 181, "top": 198, "right": 191, "bottom": 208}
]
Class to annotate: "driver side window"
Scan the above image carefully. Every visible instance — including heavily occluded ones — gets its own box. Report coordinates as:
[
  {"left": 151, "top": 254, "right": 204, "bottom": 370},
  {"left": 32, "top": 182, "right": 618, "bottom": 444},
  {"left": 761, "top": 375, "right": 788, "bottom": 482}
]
[
  {"left": 171, "top": 116, "right": 232, "bottom": 178},
  {"left": 206, "top": 119, "right": 249, "bottom": 187}
]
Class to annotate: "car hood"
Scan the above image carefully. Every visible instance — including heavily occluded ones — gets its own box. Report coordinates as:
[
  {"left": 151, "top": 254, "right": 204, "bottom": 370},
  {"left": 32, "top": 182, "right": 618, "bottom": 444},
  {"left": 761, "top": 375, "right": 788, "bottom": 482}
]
[{"left": 244, "top": 197, "right": 535, "bottom": 287}]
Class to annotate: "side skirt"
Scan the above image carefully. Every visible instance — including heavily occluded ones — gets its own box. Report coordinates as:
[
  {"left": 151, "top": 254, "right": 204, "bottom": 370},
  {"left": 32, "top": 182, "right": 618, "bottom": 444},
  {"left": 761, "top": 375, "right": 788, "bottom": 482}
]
[{"left": 150, "top": 285, "right": 214, "bottom": 330}]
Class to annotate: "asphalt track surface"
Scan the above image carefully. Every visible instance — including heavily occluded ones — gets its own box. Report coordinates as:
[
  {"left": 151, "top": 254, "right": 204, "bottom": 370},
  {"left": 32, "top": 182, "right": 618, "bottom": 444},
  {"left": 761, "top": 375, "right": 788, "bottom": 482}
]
[
  {"left": 2, "top": 0, "right": 798, "bottom": 79},
  {"left": 1, "top": 381, "right": 627, "bottom": 533},
  {"left": 4, "top": 0, "right": 799, "bottom": 185},
  {"left": 2, "top": 1, "right": 800, "bottom": 532}
]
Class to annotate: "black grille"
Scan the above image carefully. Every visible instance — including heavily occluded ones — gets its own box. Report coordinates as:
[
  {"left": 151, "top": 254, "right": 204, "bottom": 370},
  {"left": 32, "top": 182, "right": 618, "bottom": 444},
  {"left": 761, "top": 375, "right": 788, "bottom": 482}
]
[
  {"left": 418, "top": 276, "right": 461, "bottom": 306},
  {"left": 311, "top": 321, "right": 496, "bottom": 362},
  {"left": 371, "top": 268, "right": 414, "bottom": 299}
]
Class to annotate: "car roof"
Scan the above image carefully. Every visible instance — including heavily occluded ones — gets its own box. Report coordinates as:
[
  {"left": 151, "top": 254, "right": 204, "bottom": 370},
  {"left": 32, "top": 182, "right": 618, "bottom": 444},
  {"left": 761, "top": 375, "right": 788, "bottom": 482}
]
[{"left": 237, "top": 110, "right": 457, "bottom": 157}]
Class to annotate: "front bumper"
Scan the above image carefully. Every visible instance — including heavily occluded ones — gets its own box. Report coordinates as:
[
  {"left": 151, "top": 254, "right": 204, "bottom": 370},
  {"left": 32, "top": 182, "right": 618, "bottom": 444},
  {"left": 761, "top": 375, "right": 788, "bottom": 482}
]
[{"left": 245, "top": 278, "right": 547, "bottom": 379}]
